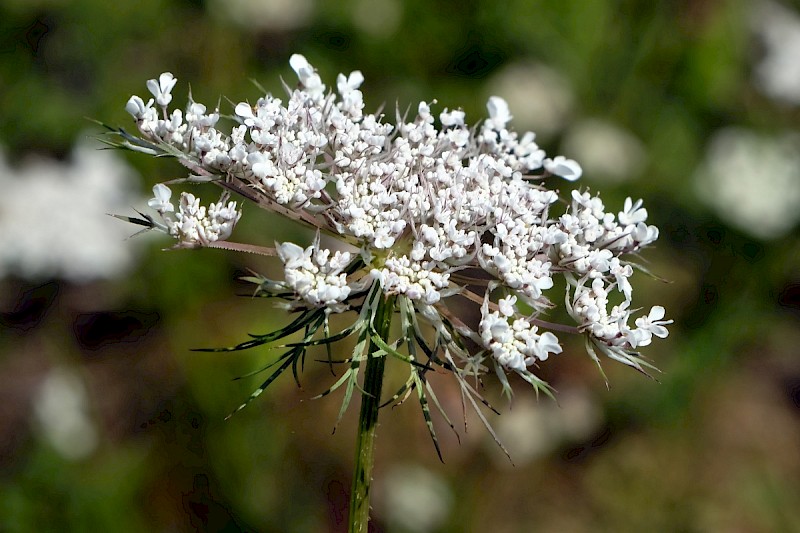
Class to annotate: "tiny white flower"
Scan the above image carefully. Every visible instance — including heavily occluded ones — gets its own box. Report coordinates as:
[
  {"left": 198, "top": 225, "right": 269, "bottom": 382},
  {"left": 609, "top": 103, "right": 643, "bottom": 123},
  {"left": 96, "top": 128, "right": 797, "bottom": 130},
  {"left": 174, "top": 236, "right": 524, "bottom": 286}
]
[
  {"left": 148, "top": 183, "right": 174, "bottom": 212},
  {"left": 486, "top": 96, "right": 512, "bottom": 129},
  {"left": 635, "top": 305, "right": 672, "bottom": 340},
  {"left": 337, "top": 70, "right": 364, "bottom": 94},
  {"left": 544, "top": 156, "right": 583, "bottom": 181},
  {"left": 289, "top": 54, "right": 325, "bottom": 98},
  {"left": 440, "top": 108, "right": 465, "bottom": 127},
  {"left": 535, "top": 331, "right": 562, "bottom": 360},
  {"left": 498, "top": 295, "right": 517, "bottom": 317},
  {"left": 278, "top": 241, "right": 307, "bottom": 268},
  {"left": 125, "top": 95, "right": 153, "bottom": 120},
  {"left": 632, "top": 222, "right": 659, "bottom": 246},
  {"left": 618, "top": 197, "right": 648, "bottom": 226},
  {"left": 146, "top": 72, "right": 177, "bottom": 107}
]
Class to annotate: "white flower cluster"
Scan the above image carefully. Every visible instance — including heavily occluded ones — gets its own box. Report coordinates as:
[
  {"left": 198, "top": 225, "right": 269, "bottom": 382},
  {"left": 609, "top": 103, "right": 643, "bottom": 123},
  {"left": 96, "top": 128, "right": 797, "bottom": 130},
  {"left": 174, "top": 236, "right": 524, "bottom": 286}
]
[
  {"left": 371, "top": 255, "right": 451, "bottom": 305},
  {"left": 277, "top": 240, "right": 352, "bottom": 310},
  {"left": 127, "top": 54, "right": 670, "bottom": 385},
  {"left": 147, "top": 183, "right": 241, "bottom": 247},
  {"left": 480, "top": 295, "right": 562, "bottom": 372},
  {"left": 567, "top": 278, "right": 669, "bottom": 350}
]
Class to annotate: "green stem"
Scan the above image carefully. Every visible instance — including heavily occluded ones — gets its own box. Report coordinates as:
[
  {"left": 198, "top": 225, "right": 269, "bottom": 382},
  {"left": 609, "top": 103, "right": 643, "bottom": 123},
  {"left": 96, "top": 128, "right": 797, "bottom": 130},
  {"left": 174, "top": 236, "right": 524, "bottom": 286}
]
[{"left": 349, "top": 293, "right": 395, "bottom": 533}]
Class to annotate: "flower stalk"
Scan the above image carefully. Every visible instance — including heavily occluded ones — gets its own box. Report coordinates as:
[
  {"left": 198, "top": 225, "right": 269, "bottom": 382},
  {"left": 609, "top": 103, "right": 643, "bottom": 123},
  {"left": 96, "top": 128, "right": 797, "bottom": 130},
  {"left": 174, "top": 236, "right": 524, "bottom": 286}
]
[{"left": 349, "top": 293, "right": 395, "bottom": 533}]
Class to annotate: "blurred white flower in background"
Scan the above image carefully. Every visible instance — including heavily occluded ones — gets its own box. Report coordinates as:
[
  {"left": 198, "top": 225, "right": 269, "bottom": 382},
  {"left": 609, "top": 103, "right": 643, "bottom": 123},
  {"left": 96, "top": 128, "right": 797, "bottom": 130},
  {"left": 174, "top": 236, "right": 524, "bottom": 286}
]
[
  {"left": 379, "top": 464, "right": 453, "bottom": 533},
  {"left": 0, "top": 138, "right": 143, "bottom": 281},
  {"left": 491, "top": 385, "right": 602, "bottom": 466},
  {"left": 209, "top": 0, "right": 314, "bottom": 31},
  {"left": 561, "top": 119, "right": 647, "bottom": 183},
  {"left": 487, "top": 62, "right": 573, "bottom": 141},
  {"left": 33, "top": 367, "right": 98, "bottom": 461},
  {"left": 694, "top": 127, "right": 800, "bottom": 239},
  {"left": 752, "top": 1, "right": 800, "bottom": 106}
]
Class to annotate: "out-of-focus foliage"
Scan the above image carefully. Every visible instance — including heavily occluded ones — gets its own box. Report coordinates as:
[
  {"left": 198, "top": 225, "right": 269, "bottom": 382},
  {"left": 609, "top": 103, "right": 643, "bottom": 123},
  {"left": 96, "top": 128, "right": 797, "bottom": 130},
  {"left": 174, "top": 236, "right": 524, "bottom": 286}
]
[{"left": 1, "top": 0, "right": 799, "bottom": 531}]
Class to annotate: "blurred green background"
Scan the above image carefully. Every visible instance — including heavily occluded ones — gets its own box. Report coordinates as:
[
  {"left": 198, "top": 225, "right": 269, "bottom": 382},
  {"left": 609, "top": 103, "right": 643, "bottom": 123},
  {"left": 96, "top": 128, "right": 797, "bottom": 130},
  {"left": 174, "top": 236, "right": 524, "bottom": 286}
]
[{"left": 1, "top": 0, "right": 800, "bottom": 531}]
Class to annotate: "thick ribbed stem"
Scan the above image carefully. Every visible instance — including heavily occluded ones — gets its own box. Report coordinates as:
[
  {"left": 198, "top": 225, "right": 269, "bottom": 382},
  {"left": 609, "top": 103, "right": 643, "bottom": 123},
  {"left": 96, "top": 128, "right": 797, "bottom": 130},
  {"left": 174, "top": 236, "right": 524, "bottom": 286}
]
[{"left": 349, "top": 294, "right": 395, "bottom": 533}]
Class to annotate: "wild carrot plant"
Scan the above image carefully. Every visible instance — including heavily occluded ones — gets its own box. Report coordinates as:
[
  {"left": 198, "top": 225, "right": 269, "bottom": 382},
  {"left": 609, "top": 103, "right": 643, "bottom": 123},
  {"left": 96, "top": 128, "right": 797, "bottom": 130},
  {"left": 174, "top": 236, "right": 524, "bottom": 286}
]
[{"left": 108, "top": 55, "right": 671, "bottom": 531}]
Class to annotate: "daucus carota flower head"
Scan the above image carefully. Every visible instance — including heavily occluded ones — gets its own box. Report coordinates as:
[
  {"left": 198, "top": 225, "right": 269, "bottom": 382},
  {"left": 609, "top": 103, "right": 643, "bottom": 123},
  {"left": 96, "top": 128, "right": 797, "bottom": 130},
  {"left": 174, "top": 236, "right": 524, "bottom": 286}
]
[
  {"left": 144, "top": 183, "right": 241, "bottom": 248},
  {"left": 112, "top": 55, "right": 670, "bottom": 455}
]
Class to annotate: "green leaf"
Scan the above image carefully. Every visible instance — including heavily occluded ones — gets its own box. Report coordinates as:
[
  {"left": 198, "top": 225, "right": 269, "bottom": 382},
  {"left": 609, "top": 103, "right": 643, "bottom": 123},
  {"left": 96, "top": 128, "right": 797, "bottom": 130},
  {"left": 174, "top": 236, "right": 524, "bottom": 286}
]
[
  {"left": 194, "top": 308, "right": 325, "bottom": 352},
  {"left": 224, "top": 354, "right": 297, "bottom": 420},
  {"left": 518, "top": 370, "right": 556, "bottom": 401},
  {"left": 584, "top": 336, "right": 610, "bottom": 388},
  {"left": 628, "top": 260, "right": 671, "bottom": 283},
  {"left": 368, "top": 330, "right": 430, "bottom": 369},
  {"left": 594, "top": 339, "right": 660, "bottom": 381},
  {"left": 450, "top": 358, "right": 512, "bottom": 464},
  {"left": 413, "top": 375, "right": 444, "bottom": 462},
  {"left": 380, "top": 376, "right": 415, "bottom": 409}
]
